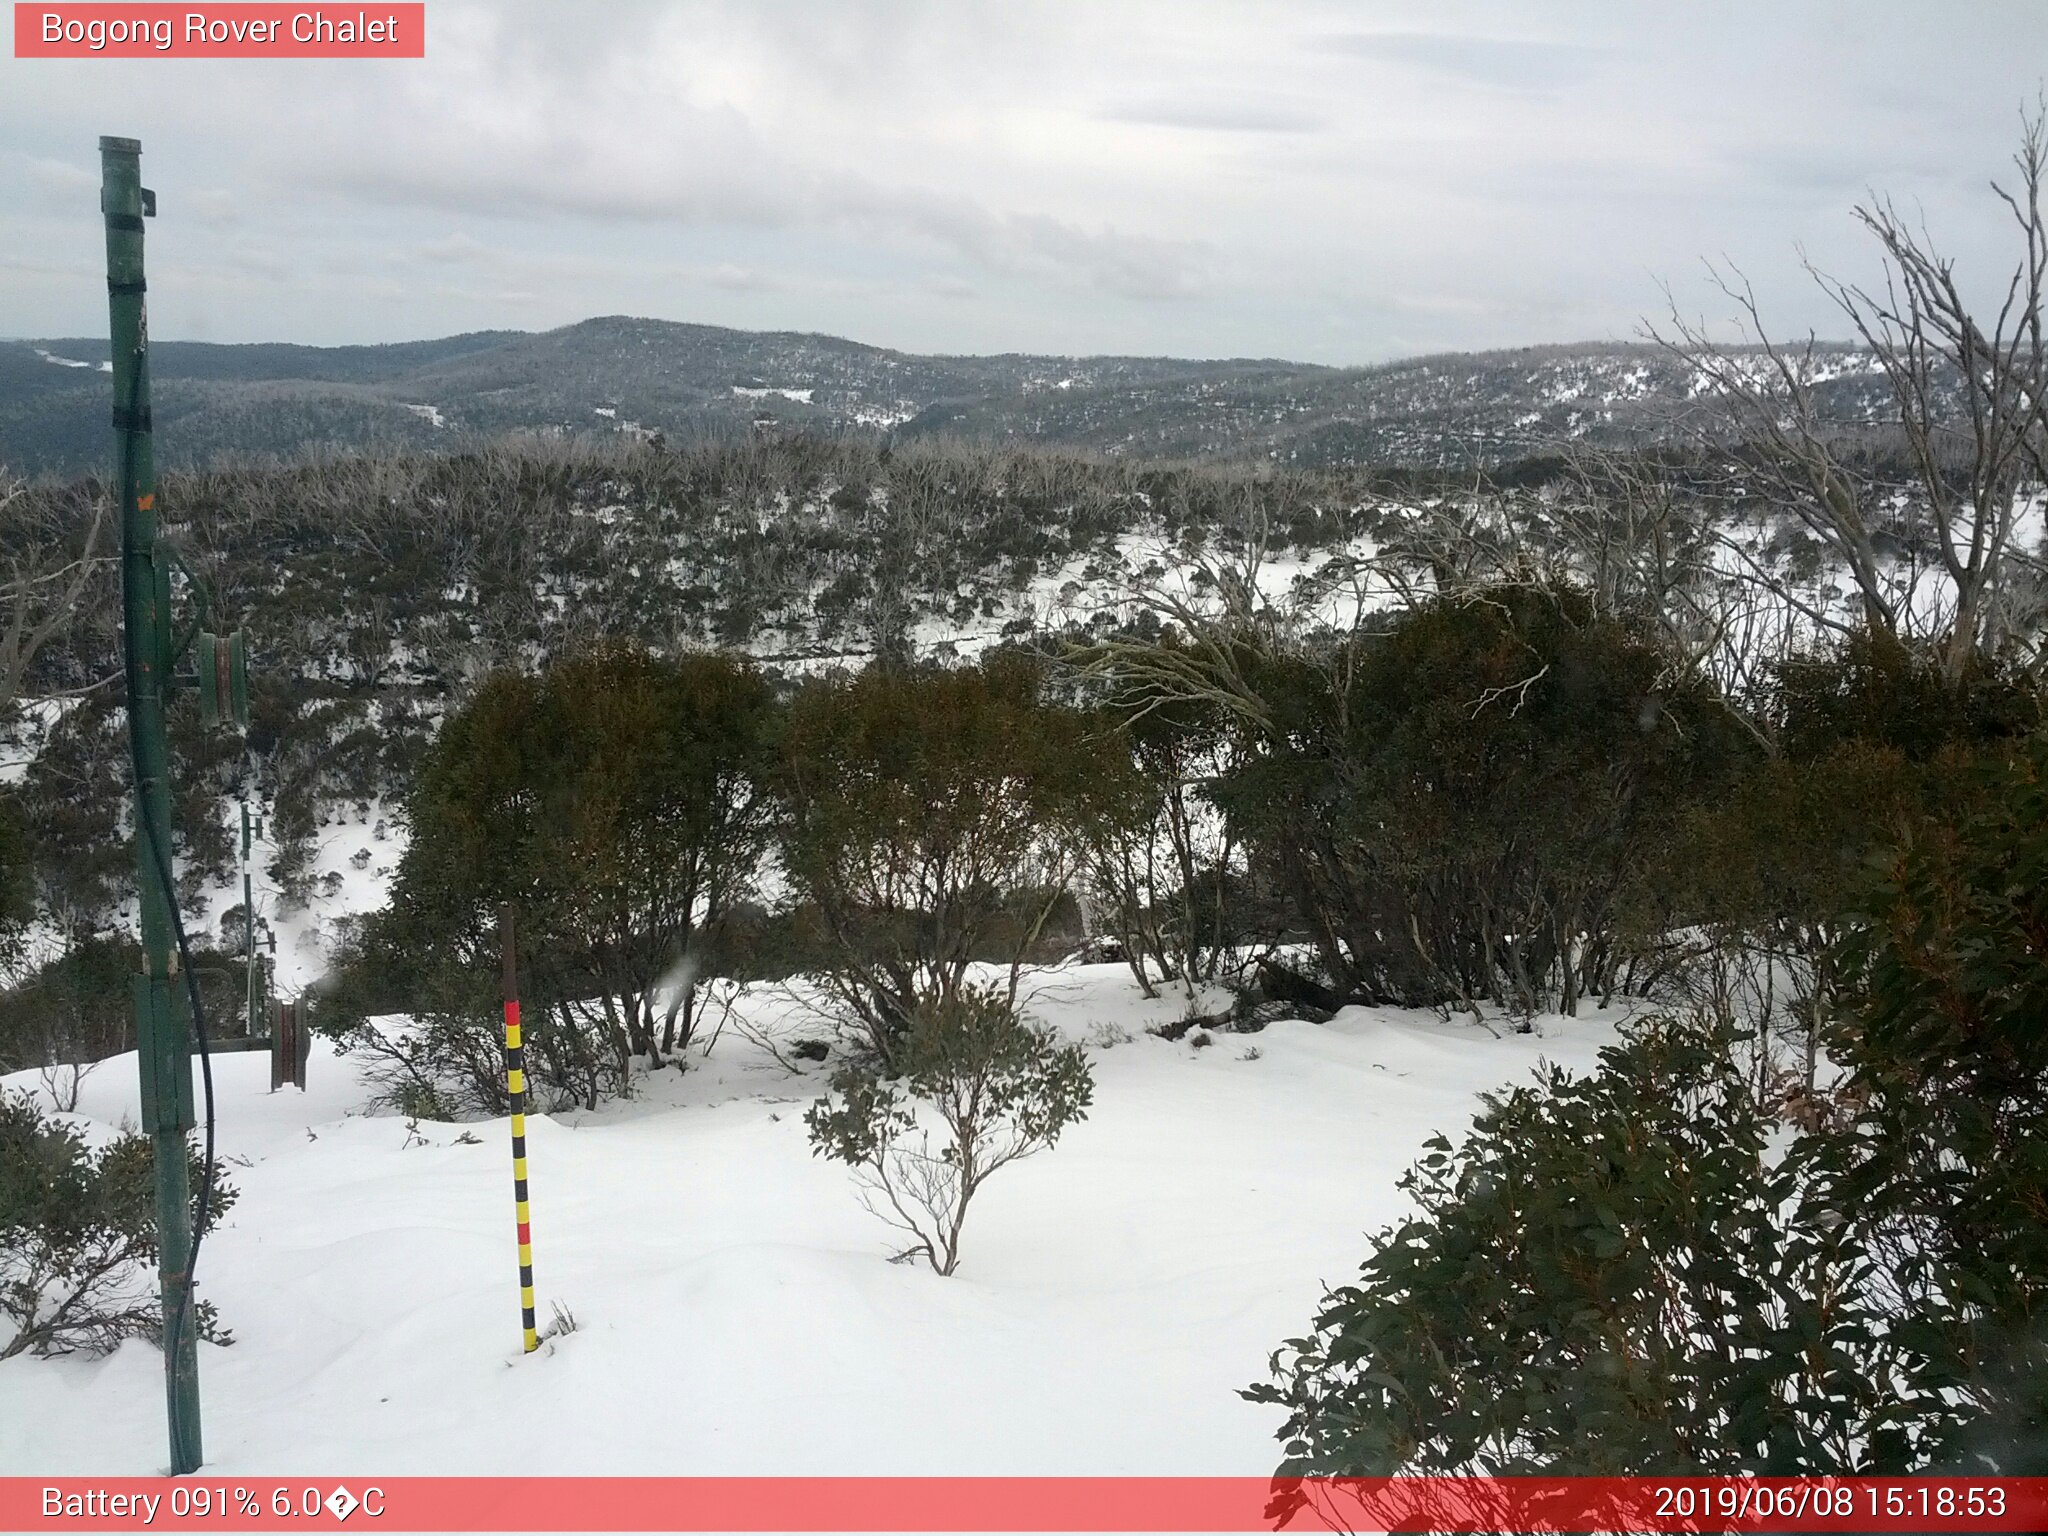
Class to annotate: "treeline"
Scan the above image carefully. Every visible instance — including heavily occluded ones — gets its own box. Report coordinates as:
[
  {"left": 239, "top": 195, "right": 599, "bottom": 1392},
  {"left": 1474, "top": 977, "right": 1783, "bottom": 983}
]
[
  {"left": 0, "top": 433, "right": 1402, "bottom": 918},
  {"left": 313, "top": 579, "right": 2041, "bottom": 1124},
  {"left": 0, "top": 425, "right": 1903, "bottom": 961},
  {"left": 4, "top": 430, "right": 1566, "bottom": 1080},
  {"left": 1250, "top": 719, "right": 2048, "bottom": 1475},
  {"left": 0, "top": 420, "right": 2019, "bottom": 1104}
]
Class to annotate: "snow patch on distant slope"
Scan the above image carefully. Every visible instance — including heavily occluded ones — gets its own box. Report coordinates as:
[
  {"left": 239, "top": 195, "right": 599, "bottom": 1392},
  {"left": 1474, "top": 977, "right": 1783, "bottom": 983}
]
[
  {"left": 33, "top": 348, "right": 106, "bottom": 372},
  {"left": 848, "top": 401, "right": 918, "bottom": 428}
]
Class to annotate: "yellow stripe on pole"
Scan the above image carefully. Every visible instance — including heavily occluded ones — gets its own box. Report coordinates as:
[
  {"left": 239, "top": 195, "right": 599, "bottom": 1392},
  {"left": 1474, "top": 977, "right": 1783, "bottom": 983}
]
[{"left": 501, "top": 903, "right": 539, "bottom": 1355}]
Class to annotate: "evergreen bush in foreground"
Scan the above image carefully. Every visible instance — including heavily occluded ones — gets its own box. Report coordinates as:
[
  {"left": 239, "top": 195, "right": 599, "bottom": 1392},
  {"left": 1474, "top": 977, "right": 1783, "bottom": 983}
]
[{"left": 0, "top": 1090, "right": 237, "bottom": 1360}]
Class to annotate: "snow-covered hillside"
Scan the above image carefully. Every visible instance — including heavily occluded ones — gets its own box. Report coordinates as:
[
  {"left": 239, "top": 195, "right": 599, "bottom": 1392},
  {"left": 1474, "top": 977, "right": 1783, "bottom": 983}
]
[{"left": 0, "top": 966, "right": 1621, "bottom": 1476}]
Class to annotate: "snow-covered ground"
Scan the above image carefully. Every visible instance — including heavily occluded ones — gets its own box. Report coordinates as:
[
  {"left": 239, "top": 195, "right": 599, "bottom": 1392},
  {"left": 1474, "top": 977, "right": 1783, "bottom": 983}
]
[{"left": 0, "top": 964, "right": 1624, "bottom": 1476}]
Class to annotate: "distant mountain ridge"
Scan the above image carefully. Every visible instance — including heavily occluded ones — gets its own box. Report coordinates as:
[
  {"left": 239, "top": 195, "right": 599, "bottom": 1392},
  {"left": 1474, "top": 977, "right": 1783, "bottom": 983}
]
[{"left": 0, "top": 314, "right": 1895, "bottom": 480}]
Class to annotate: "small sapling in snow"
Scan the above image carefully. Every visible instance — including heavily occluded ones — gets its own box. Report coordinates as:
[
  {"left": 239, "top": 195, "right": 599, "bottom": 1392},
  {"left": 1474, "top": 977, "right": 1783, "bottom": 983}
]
[{"left": 805, "top": 987, "right": 1093, "bottom": 1276}]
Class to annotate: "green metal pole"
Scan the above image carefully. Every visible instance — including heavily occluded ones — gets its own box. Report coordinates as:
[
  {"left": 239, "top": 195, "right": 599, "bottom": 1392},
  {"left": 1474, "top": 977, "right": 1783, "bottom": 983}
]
[
  {"left": 242, "top": 800, "right": 256, "bottom": 1040},
  {"left": 102, "top": 134, "right": 203, "bottom": 1475}
]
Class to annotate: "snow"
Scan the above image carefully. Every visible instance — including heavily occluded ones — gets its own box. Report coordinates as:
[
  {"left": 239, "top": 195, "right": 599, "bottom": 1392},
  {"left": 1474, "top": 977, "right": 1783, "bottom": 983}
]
[
  {"left": 399, "top": 404, "right": 445, "bottom": 429},
  {"left": 731, "top": 386, "right": 814, "bottom": 405},
  {"left": 847, "top": 401, "right": 918, "bottom": 429},
  {"left": 0, "top": 962, "right": 1623, "bottom": 1476}
]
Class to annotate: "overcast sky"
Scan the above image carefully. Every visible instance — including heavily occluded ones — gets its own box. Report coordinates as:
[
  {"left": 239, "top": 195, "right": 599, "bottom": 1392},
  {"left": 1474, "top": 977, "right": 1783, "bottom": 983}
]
[{"left": 3, "top": 1, "right": 2044, "bottom": 364}]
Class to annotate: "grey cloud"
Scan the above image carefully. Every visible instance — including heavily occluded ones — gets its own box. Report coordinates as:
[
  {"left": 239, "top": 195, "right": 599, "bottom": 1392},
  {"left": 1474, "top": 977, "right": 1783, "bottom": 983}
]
[
  {"left": 177, "top": 188, "right": 242, "bottom": 230},
  {"left": 320, "top": 124, "right": 1213, "bottom": 305},
  {"left": 1097, "top": 99, "right": 1328, "bottom": 135},
  {"left": 4, "top": 0, "right": 2045, "bottom": 362},
  {"left": 0, "top": 253, "right": 97, "bottom": 281},
  {"left": 238, "top": 247, "right": 295, "bottom": 279},
  {"left": 22, "top": 155, "right": 97, "bottom": 193},
  {"left": 413, "top": 233, "right": 489, "bottom": 264},
  {"left": 689, "top": 263, "right": 784, "bottom": 294},
  {"left": 1719, "top": 142, "right": 1978, "bottom": 202},
  {"left": 1322, "top": 30, "right": 1604, "bottom": 88}
]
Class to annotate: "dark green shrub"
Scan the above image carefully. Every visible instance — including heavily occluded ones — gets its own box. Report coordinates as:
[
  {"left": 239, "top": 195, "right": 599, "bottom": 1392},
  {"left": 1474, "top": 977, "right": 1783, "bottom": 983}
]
[
  {"left": 1245, "top": 1013, "right": 1963, "bottom": 1475},
  {"left": 0, "top": 933, "right": 261, "bottom": 1081},
  {"left": 1641, "top": 636, "right": 2044, "bottom": 1095},
  {"left": 1249, "top": 730, "right": 2048, "bottom": 1481},
  {"left": 1771, "top": 631, "right": 2041, "bottom": 765},
  {"left": 331, "top": 642, "right": 778, "bottom": 1112},
  {"left": 0, "top": 1089, "right": 237, "bottom": 1360},
  {"left": 1211, "top": 584, "right": 1753, "bottom": 1013},
  {"left": 0, "top": 791, "right": 30, "bottom": 962},
  {"left": 1824, "top": 729, "right": 2048, "bottom": 1470}
]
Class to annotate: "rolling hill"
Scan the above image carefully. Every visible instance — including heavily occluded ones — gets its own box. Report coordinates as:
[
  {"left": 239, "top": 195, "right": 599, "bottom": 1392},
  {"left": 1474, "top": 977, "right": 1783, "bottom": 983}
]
[{"left": 0, "top": 316, "right": 1898, "bottom": 480}]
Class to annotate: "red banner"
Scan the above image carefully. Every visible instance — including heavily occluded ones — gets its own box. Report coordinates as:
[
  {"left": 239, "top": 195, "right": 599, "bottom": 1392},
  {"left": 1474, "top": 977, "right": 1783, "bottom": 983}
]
[
  {"left": 13, "top": 4, "right": 425, "bottom": 58},
  {"left": 3, "top": 1476, "right": 2046, "bottom": 1532}
]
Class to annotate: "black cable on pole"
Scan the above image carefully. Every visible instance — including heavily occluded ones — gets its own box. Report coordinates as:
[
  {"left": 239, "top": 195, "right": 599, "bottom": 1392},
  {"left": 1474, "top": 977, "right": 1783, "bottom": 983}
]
[{"left": 116, "top": 357, "right": 218, "bottom": 1442}]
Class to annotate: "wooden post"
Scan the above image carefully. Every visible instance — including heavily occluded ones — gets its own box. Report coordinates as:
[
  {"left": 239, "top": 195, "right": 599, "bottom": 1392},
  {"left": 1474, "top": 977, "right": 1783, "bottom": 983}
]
[
  {"left": 269, "top": 1001, "right": 289, "bottom": 1092},
  {"left": 268, "top": 999, "right": 308, "bottom": 1091}
]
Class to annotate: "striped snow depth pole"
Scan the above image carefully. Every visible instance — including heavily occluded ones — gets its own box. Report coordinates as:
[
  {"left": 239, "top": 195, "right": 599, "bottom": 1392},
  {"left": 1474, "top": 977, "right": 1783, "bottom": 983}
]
[{"left": 501, "top": 903, "right": 539, "bottom": 1354}]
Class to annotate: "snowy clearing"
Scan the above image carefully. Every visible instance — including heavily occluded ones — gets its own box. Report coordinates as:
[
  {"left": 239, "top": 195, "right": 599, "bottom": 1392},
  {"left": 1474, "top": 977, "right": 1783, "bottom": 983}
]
[{"left": 0, "top": 965, "right": 1621, "bottom": 1476}]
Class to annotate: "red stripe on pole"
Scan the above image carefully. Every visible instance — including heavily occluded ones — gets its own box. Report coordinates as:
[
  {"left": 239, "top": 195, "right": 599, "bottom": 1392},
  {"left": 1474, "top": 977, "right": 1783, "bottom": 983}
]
[
  {"left": 4, "top": 1478, "right": 2046, "bottom": 1532},
  {"left": 517, "top": 1221, "right": 531, "bottom": 1244}
]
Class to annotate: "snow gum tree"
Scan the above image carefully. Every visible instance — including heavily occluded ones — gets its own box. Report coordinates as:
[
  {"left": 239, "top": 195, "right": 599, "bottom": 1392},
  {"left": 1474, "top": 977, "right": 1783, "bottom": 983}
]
[
  {"left": 1074, "top": 659, "right": 1246, "bottom": 1000},
  {"left": 805, "top": 987, "right": 1093, "bottom": 1276},
  {"left": 775, "top": 655, "right": 1116, "bottom": 1065},
  {"left": 1655, "top": 106, "right": 2048, "bottom": 681}
]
